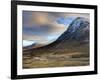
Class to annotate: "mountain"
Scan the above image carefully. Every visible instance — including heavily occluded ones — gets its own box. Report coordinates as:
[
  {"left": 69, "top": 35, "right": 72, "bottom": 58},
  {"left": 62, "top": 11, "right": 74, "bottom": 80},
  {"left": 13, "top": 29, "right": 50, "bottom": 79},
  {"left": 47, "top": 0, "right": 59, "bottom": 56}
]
[
  {"left": 57, "top": 17, "right": 89, "bottom": 42},
  {"left": 24, "top": 17, "right": 89, "bottom": 51},
  {"left": 23, "top": 43, "right": 45, "bottom": 50},
  {"left": 23, "top": 43, "right": 36, "bottom": 50}
]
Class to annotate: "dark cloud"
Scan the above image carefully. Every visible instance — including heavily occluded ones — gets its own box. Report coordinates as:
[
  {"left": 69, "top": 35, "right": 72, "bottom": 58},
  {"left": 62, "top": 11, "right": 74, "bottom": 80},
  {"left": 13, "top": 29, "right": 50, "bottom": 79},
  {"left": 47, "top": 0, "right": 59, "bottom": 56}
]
[{"left": 23, "top": 24, "right": 55, "bottom": 36}]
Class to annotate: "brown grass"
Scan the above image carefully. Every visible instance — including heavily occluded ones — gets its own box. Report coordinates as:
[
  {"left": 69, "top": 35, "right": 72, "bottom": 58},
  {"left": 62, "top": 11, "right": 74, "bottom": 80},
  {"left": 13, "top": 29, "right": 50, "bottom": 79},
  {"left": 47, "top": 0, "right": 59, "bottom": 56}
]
[{"left": 23, "top": 42, "right": 89, "bottom": 69}]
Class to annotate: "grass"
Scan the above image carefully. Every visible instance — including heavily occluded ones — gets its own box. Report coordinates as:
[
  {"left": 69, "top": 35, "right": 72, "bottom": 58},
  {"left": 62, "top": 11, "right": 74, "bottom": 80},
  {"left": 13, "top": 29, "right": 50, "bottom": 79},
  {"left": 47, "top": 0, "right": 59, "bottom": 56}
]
[{"left": 23, "top": 42, "right": 89, "bottom": 69}]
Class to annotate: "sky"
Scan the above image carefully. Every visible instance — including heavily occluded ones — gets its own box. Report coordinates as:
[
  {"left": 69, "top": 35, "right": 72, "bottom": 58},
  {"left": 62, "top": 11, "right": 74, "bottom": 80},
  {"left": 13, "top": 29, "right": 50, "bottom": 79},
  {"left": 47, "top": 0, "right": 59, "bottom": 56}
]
[{"left": 22, "top": 11, "right": 89, "bottom": 47}]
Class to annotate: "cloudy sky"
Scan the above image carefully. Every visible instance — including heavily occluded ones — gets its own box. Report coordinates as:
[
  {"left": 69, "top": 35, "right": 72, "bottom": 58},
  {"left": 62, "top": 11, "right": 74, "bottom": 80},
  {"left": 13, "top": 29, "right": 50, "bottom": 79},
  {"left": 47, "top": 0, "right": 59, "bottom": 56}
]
[{"left": 22, "top": 11, "right": 89, "bottom": 47}]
